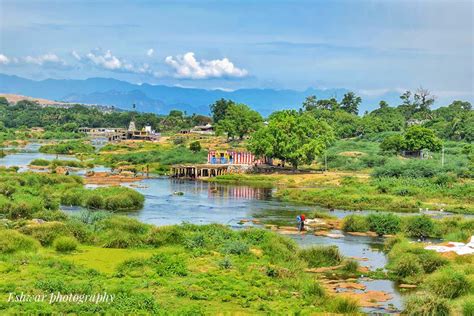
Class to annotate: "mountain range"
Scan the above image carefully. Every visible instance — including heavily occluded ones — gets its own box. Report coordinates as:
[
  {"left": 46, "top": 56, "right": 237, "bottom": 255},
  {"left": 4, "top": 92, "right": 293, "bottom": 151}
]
[{"left": 0, "top": 73, "right": 403, "bottom": 115}]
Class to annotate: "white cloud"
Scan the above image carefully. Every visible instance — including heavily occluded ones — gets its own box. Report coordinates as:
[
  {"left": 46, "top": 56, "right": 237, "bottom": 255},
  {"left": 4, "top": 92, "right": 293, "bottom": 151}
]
[
  {"left": 165, "top": 52, "right": 248, "bottom": 79},
  {"left": 0, "top": 54, "right": 10, "bottom": 64},
  {"left": 71, "top": 50, "right": 81, "bottom": 61},
  {"left": 24, "top": 53, "right": 66, "bottom": 66},
  {"left": 146, "top": 48, "right": 154, "bottom": 57},
  {"left": 80, "top": 49, "right": 159, "bottom": 77}
]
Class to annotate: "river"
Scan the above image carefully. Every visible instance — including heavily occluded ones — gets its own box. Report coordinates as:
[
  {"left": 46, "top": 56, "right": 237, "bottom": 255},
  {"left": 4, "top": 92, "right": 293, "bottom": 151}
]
[{"left": 1, "top": 144, "right": 406, "bottom": 313}]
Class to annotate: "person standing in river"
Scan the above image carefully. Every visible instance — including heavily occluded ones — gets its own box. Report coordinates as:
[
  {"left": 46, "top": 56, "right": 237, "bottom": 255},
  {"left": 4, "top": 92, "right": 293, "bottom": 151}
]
[{"left": 297, "top": 214, "right": 305, "bottom": 232}]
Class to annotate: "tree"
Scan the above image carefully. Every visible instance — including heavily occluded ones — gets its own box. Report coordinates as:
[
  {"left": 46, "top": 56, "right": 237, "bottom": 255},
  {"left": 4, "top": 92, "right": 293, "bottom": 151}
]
[
  {"left": 380, "top": 134, "right": 404, "bottom": 154},
  {"left": 0, "top": 97, "right": 9, "bottom": 106},
  {"left": 210, "top": 99, "right": 235, "bottom": 123},
  {"left": 302, "top": 95, "right": 318, "bottom": 111},
  {"left": 216, "top": 104, "right": 263, "bottom": 139},
  {"left": 316, "top": 98, "right": 339, "bottom": 111},
  {"left": 189, "top": 141, "right": 201, "bottom": 152},
  {"left": 403, "top": 126, "right": 442, "bottom": 153},
  {"left": 413, "top": 87, "right": 435, "bottom": 112},
  {"left": 379, "top": 100, "right": 389, "bottom": 109},
  {"left": 248, "top": 110, "right": 335, "bottom": 169},
  {"left": 340, "top": 92, "right": 362, "bottom": 115}
]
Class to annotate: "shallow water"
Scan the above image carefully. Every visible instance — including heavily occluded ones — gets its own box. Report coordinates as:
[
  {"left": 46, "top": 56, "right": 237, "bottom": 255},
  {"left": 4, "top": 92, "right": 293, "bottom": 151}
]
[{"left": 1, "top": 148, "right": 409, "bottom": 312}]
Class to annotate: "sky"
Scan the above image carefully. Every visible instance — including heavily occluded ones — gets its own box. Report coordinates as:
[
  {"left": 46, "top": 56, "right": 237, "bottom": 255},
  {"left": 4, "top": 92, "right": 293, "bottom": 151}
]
[{"left": 0, "top": 0, "right": 473, "bottom": 102}]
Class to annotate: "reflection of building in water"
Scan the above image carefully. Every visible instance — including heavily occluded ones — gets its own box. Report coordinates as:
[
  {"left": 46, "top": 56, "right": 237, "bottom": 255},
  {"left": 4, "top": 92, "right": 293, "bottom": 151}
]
[
  {"left": 209, "top": 185, "right": 271, "bottom": 200},
  {"left": 208, "top": 150, "right": 269, "bottom": 165}
]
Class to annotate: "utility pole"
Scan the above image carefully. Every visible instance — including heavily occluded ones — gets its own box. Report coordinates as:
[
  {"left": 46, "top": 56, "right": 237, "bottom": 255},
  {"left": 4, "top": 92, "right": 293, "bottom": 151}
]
[
  {"left": 441, "top": 145, "right": 445, "bottom": 168},
  {"left": 325, "top": 153, "right": 328, "bottom": 172}
]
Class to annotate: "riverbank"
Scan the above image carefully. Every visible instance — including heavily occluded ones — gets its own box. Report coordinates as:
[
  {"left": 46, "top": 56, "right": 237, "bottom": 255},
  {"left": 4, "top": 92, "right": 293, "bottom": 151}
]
[{"left": 206, "top": 173, "right": 474, "bottom": 214}]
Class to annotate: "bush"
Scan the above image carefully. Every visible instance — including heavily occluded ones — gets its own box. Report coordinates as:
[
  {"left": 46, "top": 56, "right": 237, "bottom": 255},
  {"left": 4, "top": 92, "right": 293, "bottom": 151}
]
[
  {"left": 0, "top": 229, "right": 39, "bottom": 253},
  {"left": 218, "top": 256, "right": 232, "bottom": 270},
  {"left": 222, "top": 240, "right": 249, "bottom": 255},
  {"left": 342, "top": 214, "right": 368, "bottom": 232},
  {"left": 298, "top": 246, "right": 342, "bottom": 268},
  {"left": 330, "top": 297, "right": 360, "bottom": 314},
  {"left": 30, "top": 159, "right": 51, "bottom": 166},
  {"left": 392, "top": 254, "right": 423, "bottom": 279},
  {"left": 19, "top": 222, "right": 71, "bottom": 246},
  {"left": 380, "top": 134, "right": 404, "bottom": 155},
  {"left": 367, "top": 212, "right": 401, "bottom": 236},
  {"left": 342, "top": 260, "right": 359, "bottom": 274},
  {"left": 404, "top": 292, "right": 450, "bottom": 316},
  {"left": 150, "top": 253, "right": 188, "bottom": 276},
  {"left": 403, "top": 215, "right": 435, "bottom": 239},
  {"left": 303, "top": 281, "right": 325, "bottom": 300},
  {"left": 53, "top": 236, "right": 78, "bottom": 253},
  {"left": 85, "top": 194, "right": 105, "bottom": 210},
  {"left": 424, "top": 268, "right": 470, "bottom": 299},
  {"left": 189, "top": 141, "right": 201, "bottom": 152},
  {"left": 146, "top": 226, "right": 184, "bottom": 247}
]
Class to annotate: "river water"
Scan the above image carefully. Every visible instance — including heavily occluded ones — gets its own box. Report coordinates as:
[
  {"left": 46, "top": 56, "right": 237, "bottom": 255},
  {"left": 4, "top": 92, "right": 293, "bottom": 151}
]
[{"left": 1, "top": 144, "right": 406, "bottom": 313}]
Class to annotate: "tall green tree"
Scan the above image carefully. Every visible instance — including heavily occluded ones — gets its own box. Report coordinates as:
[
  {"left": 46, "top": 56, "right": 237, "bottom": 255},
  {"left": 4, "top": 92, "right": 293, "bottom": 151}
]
[
  {"left": 340, "top": 92, "right": 362, "bottom": 115},
  {"left": 403, "top": 125, "right": 442, "bottom": 152},
  {"left": 302, "top": 95, "right": 318, "bottom": 111},
  {"left": 210, "top": 99, "right": 235, "bottom": 123},
  {"left": 248, "top": 110, "right": 335, "bottom": 169},
  {"left": 216, "top": 103, "right": 263, "bottom": 139}
]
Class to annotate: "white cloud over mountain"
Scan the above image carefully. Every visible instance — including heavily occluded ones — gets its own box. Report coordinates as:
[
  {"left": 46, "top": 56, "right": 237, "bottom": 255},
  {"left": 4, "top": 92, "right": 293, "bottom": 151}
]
[
  {"left": 24, "top": 53, "right": 66, "bottom": 66},
  {"left": 0, "top": 54, "right": 10, "bottom": 64},
  {"left": 165, "top": 52, "right": 248, "bottom": 79}
]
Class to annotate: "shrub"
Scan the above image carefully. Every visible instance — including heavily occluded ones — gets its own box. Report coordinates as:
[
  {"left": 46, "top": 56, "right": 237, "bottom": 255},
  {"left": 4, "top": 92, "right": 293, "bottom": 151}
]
[
  {"left": 150, "top": 253, "right": 188, "bottom": 276},
  {"left": 53, "top": 236, "right": 78, "bottom": 253},
  {"left": 404, "top": 292, "right": 450, "bottom": 316},
  {"left": 222, "top": 240, "right": 249, "bottom": 255},
  {"left": 60, "top": 189, "right": 84, "bottom": 206},
  {"left": 30, "top": 159, "right": 51, "bottom": 166},
  {"left": 218, "top": 257, "right": 232, "bottom": 270},
  {"left": 85, "top": 194, "right": 104, "bottom": 210},
  {"left": 298, "top": 246, "right": 342, "bottom": 268},
  {"left": 303, "top": 281, "right": 325, "bottom": 300},
  {"left": 342, "top": 260, "right": 359, "bottom": 274},
  {"left": 424, "top": 269, "right": 470, "bottom": 299},
  {"left": 97, "top": 216, "right": 149, "bottom": 235},
  {"left": 330, "top": 297, "right": 360, "bottom": 314},
  {"left": 403, "top": 215, "right": 435, "bottom": 239},
  {"left": 0, "top": 229, "right": 39, "bottom": 253},
  {"left": 415, "top": 250, "right": 448, "bottom": 274},
  {"left": 19, "top": 222, "right": 71, "bottom": 246},
  {"left": 380, "top": 134, "right": 404, "bottom": 155},
  {"left": 342, "top": 214, "right": 368, "bottom": 232},
  {"left": 367, "top": 212, "right": 401, "bottom": 236},
  {"left": 392, "top": 254, "right": 423, "bottom": 279},
  {"left": 189, "top": 141, "right": 201, "bottom": 152},
  {"left": 146, "top": 226, "right": 184, "bottom": 247}
]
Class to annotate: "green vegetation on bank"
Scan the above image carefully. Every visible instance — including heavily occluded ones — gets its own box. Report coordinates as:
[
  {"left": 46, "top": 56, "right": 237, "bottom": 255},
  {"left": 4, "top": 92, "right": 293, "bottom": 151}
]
[
  {"left": 342, "top": 213, "right": 474, "bottom": 241},
  {"left": 0, "top": 212, "right": 360, "bottom": 314},
  {"left": 0, "top": 170, "right": 144, "bottom": 220},
  {"left": 39, "top": 141, "right": 95, "bottom": 154},
  {"left": 30, "top": 159, "right": 94, "bottom": 169},
  {"left": 384, "top": 236, "right": 474, "bottom": 315}
]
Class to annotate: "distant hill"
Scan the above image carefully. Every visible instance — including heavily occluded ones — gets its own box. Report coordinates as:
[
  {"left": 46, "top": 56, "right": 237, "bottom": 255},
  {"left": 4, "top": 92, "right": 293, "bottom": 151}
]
[
  {"left": 0, "top": 73, "right": 405, "bottom": 115},
  {"left": 0, "top": 93, "right": 73, "bottom": 106}
]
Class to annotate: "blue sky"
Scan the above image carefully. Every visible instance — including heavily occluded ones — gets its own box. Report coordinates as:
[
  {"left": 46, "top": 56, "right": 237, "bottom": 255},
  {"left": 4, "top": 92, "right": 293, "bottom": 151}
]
[{"left": 0, "top": 0, "right": 472, "bottom": 102}]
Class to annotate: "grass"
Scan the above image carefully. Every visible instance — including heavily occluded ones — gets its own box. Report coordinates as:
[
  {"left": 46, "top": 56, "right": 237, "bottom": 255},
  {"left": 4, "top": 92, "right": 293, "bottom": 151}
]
[
  {"left": 0, "top": 219, "right": 356, "bottom": 314},
  {"left": 384, "top": 236, "right": 474, "bottom": 315}
]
